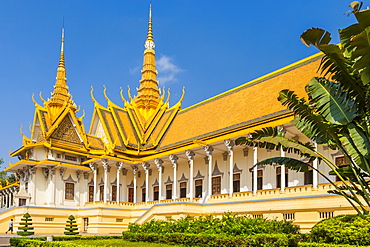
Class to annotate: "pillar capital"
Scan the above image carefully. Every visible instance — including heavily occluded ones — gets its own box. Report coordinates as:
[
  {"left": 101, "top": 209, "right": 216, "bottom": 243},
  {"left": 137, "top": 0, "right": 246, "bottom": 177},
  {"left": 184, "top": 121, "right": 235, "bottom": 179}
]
[
  {"left": 132, "top": 165, "right": 139, "bottom": 175},
  {"left": 204, "top": 145, "right": 214, "bottom": 157},
  {"left": 224, "top": 139, "right": 235, "bottom": 154},
  {"left": 89, "top": 163, "right": 98, "bottom": 172},
  {"left": 142, "top": 162, "right": 150, "bottom": 172},
  {"left": 185, "top": 150, "right": 195, "bottom": 160},
  {"left": 116, "top": 162, "right": 124, "bottom": 171},
  {"left": 169, "top": 154, "right": 178, "bottom": 167},
  {"left": 154, "top": 158, "right": 163, "bottom": 170}
]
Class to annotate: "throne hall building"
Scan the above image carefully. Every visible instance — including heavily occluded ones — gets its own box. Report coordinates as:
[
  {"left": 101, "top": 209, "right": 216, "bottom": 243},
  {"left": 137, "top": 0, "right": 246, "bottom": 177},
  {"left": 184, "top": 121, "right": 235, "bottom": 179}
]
[{"left": 0, "top": 7, "right": 354, "bottom": 234}]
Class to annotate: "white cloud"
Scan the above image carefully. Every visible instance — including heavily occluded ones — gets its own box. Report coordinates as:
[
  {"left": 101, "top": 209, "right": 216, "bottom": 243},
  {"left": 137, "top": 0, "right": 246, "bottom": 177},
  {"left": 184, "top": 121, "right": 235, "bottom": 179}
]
[
  {"left": 129, "top": 65, "right": 141, "bottom": 75},
  {"left": 157, "top": 54, "right": 182, "bottom": 85}
]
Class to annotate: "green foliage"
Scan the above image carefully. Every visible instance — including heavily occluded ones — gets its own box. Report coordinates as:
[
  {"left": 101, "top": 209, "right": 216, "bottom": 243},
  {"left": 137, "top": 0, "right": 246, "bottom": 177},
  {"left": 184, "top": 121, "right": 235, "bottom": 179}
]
[
  {"left": 64, "top": 215, "right": 79, "bottom": 235},
  {"left": 310, "top": 214, "right": 370, "bottom": 245},
  {"left": 17, "top": 213, "right": 34, "bottom": 236},
  {"left": 236, "top": 4, "right": 370, "bottom": 215},
  {"left": 298, "top": 243, "right": 368, "bottom": 247},
  {"left": 122, "top": 232, "right": 302, "bottom": 247},
  {"left": 9, "top": 236, "right": 172, "bottom": 247},
  {"left": 128, "top": 213, "right": 299, "bottom": 236}
]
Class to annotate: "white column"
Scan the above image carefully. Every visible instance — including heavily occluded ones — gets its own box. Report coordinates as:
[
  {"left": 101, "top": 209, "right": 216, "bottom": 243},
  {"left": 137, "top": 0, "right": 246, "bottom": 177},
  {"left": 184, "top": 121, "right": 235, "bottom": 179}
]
[
  {"left": 89, "top": 163, "right": 98, "bottom": 202},
  {"left": 76, "top": 170, "right": 82, "bottom": 206},
  {"left": 29, "top": 166, "right": 37, "bottom": 205},
  {"left": 253, "top": 147, "right": 258, "bottom": 195},
  {"left": 280, "top": 148, "right": 286, "bottom": 193},
  {"left": 132, "top": 166, "right": 138, "bottom": 203},
  {"left": 225, "top": 140, "right": 235, "bottom": 197},
  {"left": 5, "top": 192, "right": 8, "bottom": 208},
  {"left": 313, "top": 141, "right": 318, "bottom": 190},
  {"left": 169, "top": 154, "right": 178, "bottom": 199},
  {"left": 102, "top": 159, "right": 110, "bottom": 203},
  {"left": 154, "top": 159, "right": 163, "bottom": 202},
  {"left": 49, "top": 167, "right": 56, "bottom": 205},
  {"left": 116, "top": 162, "right": 123, "bottom": 204},
  {"left": 204, "top": 145, "right": 214, "bottom": 198},
  {"left": 185, "top": 150, "right": 195, "bottom": 200},
  {"left": 142, "top": 162, "right": 150, "bottom": 203}
]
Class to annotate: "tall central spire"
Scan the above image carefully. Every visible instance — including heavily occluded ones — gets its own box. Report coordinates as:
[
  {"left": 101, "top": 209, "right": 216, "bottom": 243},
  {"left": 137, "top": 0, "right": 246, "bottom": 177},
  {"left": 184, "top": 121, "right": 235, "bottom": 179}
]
[
  {"left": 133, "top": 5, "right": 161, "bottom": 118},
  {"left": 47, "top": 28, "right": 74, "bottom": 119}
]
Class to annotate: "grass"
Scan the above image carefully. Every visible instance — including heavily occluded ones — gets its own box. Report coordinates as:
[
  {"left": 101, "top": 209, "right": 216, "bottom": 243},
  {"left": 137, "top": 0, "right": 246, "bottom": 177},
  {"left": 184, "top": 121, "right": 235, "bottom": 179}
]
[{"left": 54, "top": 239, "right": 180, "bottom": 246}]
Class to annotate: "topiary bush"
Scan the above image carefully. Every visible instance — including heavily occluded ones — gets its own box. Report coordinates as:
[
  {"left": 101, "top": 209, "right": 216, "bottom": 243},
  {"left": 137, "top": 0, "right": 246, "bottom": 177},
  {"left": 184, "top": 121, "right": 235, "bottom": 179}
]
[
  {"left": 310, "top": 214, "right": 370, "bottom": 245},
  {"left": 64, "top": 215, "right": 79, "bottom": 235},
  {"left": 17, "top": 213, "right": 34, "bottom": 236}
]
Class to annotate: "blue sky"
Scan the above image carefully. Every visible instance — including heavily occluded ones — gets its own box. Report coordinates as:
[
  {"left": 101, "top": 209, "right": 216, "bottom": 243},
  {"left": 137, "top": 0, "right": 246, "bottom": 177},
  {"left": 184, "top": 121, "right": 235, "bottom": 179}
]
[{"left": 0, "top": 1, "right": 359, "bottom": 168}]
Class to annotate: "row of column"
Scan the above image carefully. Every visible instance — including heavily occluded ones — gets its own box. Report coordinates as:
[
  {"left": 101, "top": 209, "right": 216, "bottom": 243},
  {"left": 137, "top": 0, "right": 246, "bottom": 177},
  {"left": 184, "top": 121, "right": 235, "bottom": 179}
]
[
  {"left": 0, "top": 189, "right": 15, "bottom": 208},
  {"left": 88, "top": 139, "right": 319, "bottom": 203}
]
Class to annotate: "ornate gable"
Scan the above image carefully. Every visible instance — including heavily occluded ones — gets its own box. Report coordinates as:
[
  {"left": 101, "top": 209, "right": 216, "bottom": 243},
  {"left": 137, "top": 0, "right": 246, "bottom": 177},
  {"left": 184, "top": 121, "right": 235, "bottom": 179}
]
[{"left": 50, "top": 115, "right": 81, "bottom": 144}]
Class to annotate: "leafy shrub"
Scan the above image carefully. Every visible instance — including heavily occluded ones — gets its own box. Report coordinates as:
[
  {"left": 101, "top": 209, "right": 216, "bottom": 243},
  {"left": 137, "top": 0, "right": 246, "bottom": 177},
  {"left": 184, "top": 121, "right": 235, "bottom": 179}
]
[
  {"left": 128, "top": 212, "right": 299, "bottom": 235},
  {"left": 17, "top": 213, "right": 34, "bottom": 236},
  {"left": 310, "top": 214, "right": 370, "bottom": 245},
  {"left": 122, "top": 232, "right": 302, "bottom": 247}
]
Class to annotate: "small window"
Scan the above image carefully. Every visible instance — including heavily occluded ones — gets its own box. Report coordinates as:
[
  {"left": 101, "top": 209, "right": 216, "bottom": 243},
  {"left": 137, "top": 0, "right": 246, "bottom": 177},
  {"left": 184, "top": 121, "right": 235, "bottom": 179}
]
[
  {"left": 25, "top": 182, "right": 28, "bottom": 193},
  {"left": 128, "top": 188, "right": 134, "bottom": 203},
  {"left": 57, "top": 153, "right": 61, "bottom": 159},
  {"left": 335, "top": 156, "right": 349, "bottom": 182},
  {"left": 166, "top": 184, "right": 172, "bottom": 200},
  {"left": 283, "top": 213, "right": 295, "bottom": 220},
  {"left": 212, "top": 176, "right": 221, "bottom": 195},
  {"left": 65, "top": 155, "right": 77, "bottom": 162},
  {"left": 19, "top": 198, "right": 27, "bottom": 206},
  {"left": 253, "top": 214, "right": 263, "bottom": 219},
  {"left": 99, "top": 185, "right": 104, "bottom": 201},
  {"left": 276, "top": 167, "right": 288, "bottom": 188},
  {"left": 180, "top": 182, "right": 187, "bottom": 198},
  {"left": 153, "top": 186, "right": 159, "bottom": 201},
  {"left": 233, "top": 173, "right": 240, "bottom": 193},
  {"left": 195, "top": 179, "right": 203, "bottom": 198},
  {"left": 319, "top": 212, "right": 334, "bottom": 219},
  {"left": 116, "top": 218, "right": 123, "bottom": 222},
  {"left": 304, "top": 163, "right": 314, "bottom": 185},
  {"left": 88, "top": 186, "right": 94, "bottom": 202},
  {"left": 253, "top": 170, "right": 263, "bottom": 191},
  {"left": 45, "top": 218, "right": 54, "bottom": 222},
  {"left": 112, "top": 185, "right": 117, "bottom": 201},
  {"left": 65, "top": 183, "right": 75, "bottom": 200},
  {"left": 142, "top": 188, "right": 146, "bottom": 202}
]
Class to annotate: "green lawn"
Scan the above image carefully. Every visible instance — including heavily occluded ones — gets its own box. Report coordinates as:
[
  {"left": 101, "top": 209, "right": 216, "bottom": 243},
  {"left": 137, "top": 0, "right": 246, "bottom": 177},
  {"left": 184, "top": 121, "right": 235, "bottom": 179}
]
[{"left": 55, "top": 239, "right": 180, "bottom": 246}]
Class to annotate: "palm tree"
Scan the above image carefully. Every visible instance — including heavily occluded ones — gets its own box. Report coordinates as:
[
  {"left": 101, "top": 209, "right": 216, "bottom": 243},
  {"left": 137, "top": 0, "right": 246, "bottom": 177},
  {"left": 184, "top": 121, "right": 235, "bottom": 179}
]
[{"left": 236, "top": 2, "right": 370, "bottom": 215}]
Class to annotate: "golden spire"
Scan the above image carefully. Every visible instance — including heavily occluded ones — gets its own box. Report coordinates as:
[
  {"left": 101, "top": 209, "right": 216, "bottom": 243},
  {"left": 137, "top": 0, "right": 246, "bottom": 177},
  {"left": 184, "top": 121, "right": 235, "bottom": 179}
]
[
  {"left": 46, "top": 28, "right": 74, "bottom": 122},
  {"left": 133, "top": 4, "right": 161, "bottom": 117},
  {"left": 48, "top": 28, "right": 73, "bottom": 109}
]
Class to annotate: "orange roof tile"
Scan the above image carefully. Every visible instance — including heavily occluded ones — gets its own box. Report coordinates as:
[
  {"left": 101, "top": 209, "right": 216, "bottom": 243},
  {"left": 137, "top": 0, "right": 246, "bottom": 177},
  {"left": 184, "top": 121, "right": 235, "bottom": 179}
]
[{"left": 158, "top": 55, "right": 322, "bottom": 149}]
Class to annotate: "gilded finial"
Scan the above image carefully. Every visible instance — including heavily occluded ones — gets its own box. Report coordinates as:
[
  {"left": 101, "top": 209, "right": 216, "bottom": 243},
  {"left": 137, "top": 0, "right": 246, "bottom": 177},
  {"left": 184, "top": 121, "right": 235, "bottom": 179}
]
[
  {"left": 103, "top": 85, "right": 109, "bottom": 101},
  {"left": 90, "top": 86, "right": 97, "bottom": 103},
  {"left": 120, "top": 87, "right": 128, "bottom": 104}
]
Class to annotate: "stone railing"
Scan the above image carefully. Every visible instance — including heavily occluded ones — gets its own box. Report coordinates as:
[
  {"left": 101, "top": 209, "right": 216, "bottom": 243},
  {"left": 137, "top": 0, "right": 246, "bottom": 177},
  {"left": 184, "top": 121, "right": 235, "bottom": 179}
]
[{"left": 84, "top": 197, "right": 200, "bottom": 208}]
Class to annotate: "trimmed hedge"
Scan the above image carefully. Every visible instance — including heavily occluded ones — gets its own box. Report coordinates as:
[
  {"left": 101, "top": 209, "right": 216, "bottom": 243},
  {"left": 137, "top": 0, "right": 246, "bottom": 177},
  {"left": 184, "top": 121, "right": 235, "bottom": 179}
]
[
  {"left": 298, "top": 243, "right": 369, "bottom": 247},
  {"left": 9, "top": 235, "right": 123, "bottom": 247},
  {"left": 122, "top": 231, "right": 302, "bottom": 247},
  {"left": 310, "top": 215, "right": 370, "bottom": 246}
]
